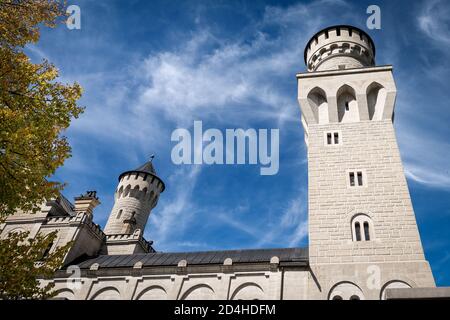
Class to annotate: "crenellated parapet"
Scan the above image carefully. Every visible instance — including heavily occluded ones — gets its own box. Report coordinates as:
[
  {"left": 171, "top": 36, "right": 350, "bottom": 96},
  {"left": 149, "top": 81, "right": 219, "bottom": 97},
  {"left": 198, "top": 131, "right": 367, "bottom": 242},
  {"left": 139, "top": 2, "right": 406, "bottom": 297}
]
[
  {"left": 46, "top": 211, "right": 104, "bottom": 239},
  {"left": 304, "top": 25, "right": 375, "bottom": 72},
  {"left": 104, "top": 228, "right": 155, "bottom": 254}
]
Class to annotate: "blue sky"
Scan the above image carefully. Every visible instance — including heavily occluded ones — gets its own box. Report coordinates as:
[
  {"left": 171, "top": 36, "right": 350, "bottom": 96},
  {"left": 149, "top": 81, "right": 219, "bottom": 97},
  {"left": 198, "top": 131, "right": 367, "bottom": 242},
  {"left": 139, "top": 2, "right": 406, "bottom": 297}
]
[{"left": 28, "top": 0, "right": 450, "bottom": 286}]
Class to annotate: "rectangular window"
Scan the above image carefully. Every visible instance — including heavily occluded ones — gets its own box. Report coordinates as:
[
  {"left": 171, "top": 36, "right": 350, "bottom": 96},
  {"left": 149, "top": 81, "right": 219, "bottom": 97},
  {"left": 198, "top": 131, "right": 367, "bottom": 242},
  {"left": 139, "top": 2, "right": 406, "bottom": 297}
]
[
  {"left": 325, "top": 131, "right": 341, "bottom": 146},
  {"left": 327, "top": 133, "right": 332, "bottom": 145},
  {"left": 357, "top": 171, "right": 363, "bottom": 186},
  {"left": 348, "top": 170, "right": 366, "bottom": 188},
  {"left": 349, "top": 172, "right": 355, "bottom": 187},
  {"left": 334, "top": 132, "right": 339, "bottom": 144}
]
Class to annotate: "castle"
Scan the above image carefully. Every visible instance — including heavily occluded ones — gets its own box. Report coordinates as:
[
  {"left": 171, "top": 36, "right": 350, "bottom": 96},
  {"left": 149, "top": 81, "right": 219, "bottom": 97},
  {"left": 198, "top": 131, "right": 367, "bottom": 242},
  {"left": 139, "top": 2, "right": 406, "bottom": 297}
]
[{"left": 1, "top": 25, "right": 442, "bottom": 300}]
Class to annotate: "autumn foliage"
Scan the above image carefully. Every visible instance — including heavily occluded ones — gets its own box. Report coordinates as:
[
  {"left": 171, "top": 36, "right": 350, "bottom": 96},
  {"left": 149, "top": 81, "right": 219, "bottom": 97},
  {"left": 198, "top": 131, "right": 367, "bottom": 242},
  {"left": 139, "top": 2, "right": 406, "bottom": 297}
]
[
  {"left": 0, "top": 0, "right": 83, "bottom": 299},
  {"left": 0, "top": 0, "right": 84, "bottom": 217}
]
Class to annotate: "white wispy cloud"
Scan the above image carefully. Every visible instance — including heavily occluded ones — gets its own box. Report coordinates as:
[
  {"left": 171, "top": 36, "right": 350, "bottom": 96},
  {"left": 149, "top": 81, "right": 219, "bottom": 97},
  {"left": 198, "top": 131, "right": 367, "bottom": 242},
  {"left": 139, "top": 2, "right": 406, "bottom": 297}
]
[
  {"left": 52, "top": 0, "right": 450, "bottom": 250},
  {"left": 61, "top": 0, "right": 352, "bottom": 248},
  {"left": 396, "top": 104, "right": 450, "bottom": 190},
  {"left": 216, "top": 212, "right": 261, "bottom": 238},
  {"left": 132, "top": 0, "right": 351, "bottom": 127},
  {"left": 418, "top": 0, "right": 450, "bottom": 46},
  {"left": 255, "top": 188, "right": 308, "bottom": 248},
  {"left": 146, "top": 165, "right": 202, "bottom": 245},
  {"left": 404, "top": 163, "right": 450, "bottom": 190}
]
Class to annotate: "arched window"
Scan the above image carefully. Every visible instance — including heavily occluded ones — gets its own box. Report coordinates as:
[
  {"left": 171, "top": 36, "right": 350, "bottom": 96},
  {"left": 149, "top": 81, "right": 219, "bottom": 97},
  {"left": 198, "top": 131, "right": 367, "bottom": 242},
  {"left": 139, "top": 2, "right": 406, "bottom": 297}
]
[
  {"left": 352, "top": 214, "right": 374, "bottom": 242},
  {"left": 307, "top": 87, "right": 329, "bottom": 124},
  {"left": 230, "top": 283, "right": 265, "bottom": 300},
  {"left": 148, "top": 190, "right": 155, "bottom": 203},
  {"left": 380, "top": 281, "right": 411, "bottom": 300},
  {"left": 367, "top": 82, "right": 386, "bottom": 120},
  {"left": 131, "top": 185, "right": 140, "bottom": 198},
  {"left": 330, "top": 43, "right": 338, "bottom": 54},
  {"left": 337, "top": 85, "right": 359, "bottom": 123},
  {"left": 142, "top": 187, "right": 148, "bottom": 199},
  {"left": 117, "top": 186, "right": 124, "bottom": 199},
  {"left": 328, "top": 282, "right": 364, "bottom": 300},
  {"left": 123, "top": 185, "right": 131, "bottom": 197},
  {"left": 341, "top": 42, "right": 350, "bottom": 53}
]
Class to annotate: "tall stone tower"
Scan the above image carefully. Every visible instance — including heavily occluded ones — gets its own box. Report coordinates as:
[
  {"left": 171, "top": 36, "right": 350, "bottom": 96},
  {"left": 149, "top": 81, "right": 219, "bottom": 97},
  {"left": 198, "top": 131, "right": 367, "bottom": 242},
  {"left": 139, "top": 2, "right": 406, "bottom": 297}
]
[
  {"left": 297, "top": 25, "right": 435, "bottom": 300},
  {"left": 103, "top": 158, "right": 165, "bottom": 254}
]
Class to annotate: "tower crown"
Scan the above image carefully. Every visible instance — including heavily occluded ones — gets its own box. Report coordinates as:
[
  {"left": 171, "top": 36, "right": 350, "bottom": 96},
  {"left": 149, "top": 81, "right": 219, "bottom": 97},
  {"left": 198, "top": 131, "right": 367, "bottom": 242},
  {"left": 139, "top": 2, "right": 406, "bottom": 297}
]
[
  {"left": 104, "top": 158, "right": 165, "bottom": 238},
  {"left": 118, "top": 157, "right": 165, "bottom": 191},
  {"left": 304, "top": 25, "right": 375, "bottom": 72}
]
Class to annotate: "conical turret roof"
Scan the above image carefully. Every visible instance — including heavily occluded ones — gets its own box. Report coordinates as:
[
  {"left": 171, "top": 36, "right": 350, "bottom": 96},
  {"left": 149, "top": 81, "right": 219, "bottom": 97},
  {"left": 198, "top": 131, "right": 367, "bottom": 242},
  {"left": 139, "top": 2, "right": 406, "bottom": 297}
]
[
  {"left": 133, "top": 160, "right": 156, "bottom": 175},
  {"left": 118, "top": 157, "right": 165, "bottom": 192}
]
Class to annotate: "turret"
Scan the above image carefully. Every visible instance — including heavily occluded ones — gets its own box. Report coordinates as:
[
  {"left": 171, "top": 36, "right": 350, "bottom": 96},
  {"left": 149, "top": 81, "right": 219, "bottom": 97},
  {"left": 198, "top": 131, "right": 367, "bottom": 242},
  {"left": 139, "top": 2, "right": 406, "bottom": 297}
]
[
  {"left": 74, "top": 191, "right": 100, "bottom": 219},
  {"left": 104, "top": 157, "right": 165, "bottom": 236},
  {"left": 304, "top": 25, "right": 375, "bottom": 72}
]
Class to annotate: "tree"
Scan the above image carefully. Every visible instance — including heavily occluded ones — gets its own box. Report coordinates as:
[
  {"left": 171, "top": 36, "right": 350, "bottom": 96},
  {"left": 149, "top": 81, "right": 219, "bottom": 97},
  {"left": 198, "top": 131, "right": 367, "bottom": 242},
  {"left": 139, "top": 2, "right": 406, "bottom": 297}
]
[
  {"left": 0, "top": 0, "right": 83, "bottom": 299},
  {"left": 0, "top": 0, "right": 84, "bottom": 217},
  {"left": 0, "top": 229, "right": 72, "bottom": 299}
]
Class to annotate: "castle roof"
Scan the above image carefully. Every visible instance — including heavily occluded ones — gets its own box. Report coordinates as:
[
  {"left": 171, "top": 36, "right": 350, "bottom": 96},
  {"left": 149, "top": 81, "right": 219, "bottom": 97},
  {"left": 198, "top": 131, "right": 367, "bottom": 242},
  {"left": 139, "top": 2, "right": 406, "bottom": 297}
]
[
  {"left": 72, "top": 247, "right": 308, "bottom": 269},
  {"left": 118, "top": 158, "right": 165, "bottom": 191},
  {"left": 133, "top": 160, "right": 156, "bottom": 175}
]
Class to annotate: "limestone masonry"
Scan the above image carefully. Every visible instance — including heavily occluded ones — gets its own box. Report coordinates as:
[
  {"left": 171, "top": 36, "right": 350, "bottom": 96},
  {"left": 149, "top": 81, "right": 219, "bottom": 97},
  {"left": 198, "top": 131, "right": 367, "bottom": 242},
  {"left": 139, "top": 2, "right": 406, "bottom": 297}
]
[{"left": 1, "top": 25, "right": 443, "bottom": 300}]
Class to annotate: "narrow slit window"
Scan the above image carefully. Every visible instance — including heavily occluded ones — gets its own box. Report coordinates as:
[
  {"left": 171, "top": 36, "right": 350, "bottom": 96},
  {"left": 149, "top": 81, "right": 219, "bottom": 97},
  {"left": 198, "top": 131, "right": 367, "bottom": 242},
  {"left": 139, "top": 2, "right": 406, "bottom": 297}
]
[
  {"left": 42, "top": 242, "right": 53, "bottom": 259},
  {"left": 364, "top": 222, "right": 370, "bottom": 241},
  {"left": 357, "top": 171, "right": 363, "bottom": 186},
  {"left": 355, "top": 222, "right": 361, "bottom": 241},
  {"left": 327, "top": 133, "right": 332, "bottom": 145},
  {"left": 117, "top": 209, "right": 123, "bottom": 219},
  {"left": 349, "top": 172, "right": 355, "bottom": 186},
  {"left": 334, "top": 132, "right": 339, "bottom": 144},
  {"left": 345, "top": 101, "right": 350, "bottom": 111}
]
